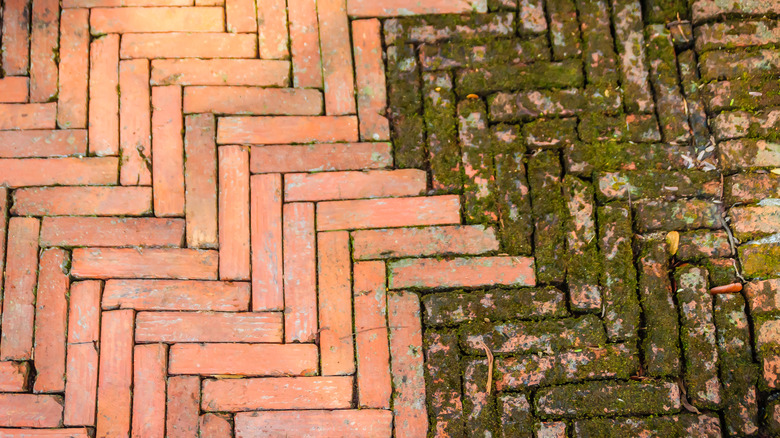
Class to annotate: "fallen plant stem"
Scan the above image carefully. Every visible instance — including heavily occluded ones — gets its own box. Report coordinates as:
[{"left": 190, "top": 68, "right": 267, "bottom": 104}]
[{"left": 478, "top": 340, "right": 494, "bottom": 395}]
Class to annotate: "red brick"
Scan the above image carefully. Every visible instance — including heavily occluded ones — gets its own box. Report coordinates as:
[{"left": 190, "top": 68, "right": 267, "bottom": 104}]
[
  {"left": 352, "top": 224, "right": 499, "bottom": 260},
  {"left": 65, "top": 0, "right": 190, "bottom": 6},
  {"left": 317, "top": 195, "right": 461, "bottom": 231},
  {"left": 353, "top": 261, "right": 392, "bottom": 409},
  {"left": 90, "top": 7, "right": 223, "bottom": 33},
  {"left": 71, "top": 248, "right": 218, "bottom": 280},
  {"left": 251, "top": 142, "right": 392, "bottom": 173},
  {"left": 251, "top": 174, "right": 283, "bottom": 311},
  {"left": 283, "top": 202, "right": 317, "bottom": 343},
  {"left": 0, "top": 157, "right": 117, "bottom": 187},
  {"left": 132, "top": 344, "right": 167, "bottom": 438},
  {"left": 0, "top": 189, "right": 7, "bottom": 312},
  {"left": 96, "top": 310, "right": 133, "bottom": 437},
  {"left": 729, "top": 205, "right": 780, "bottom": 240},
  {"left": 0, "top": 218, "right": 40, "bottom": 361},
  {"left": 152, "top": 86, "right": 185, "bottom": 217},
  {"left": 0, "top": 103, "right": 56, "bottom": 129},
  {"left": 121, "top": 33, "right": 258, "bottom": 59},
  {"left": 12, "top": 186, "right": 152, "bottom": 216},
  {"left": 120, "top": 59, "right": 152, "bottom": 185},
  {"left": 285, "top": 169, "right": 426, "bottom": 201},
  {"left": 184, "top": 86, "right": 321, "bottom": 115},
  {"left": 202, "top": 376, "right": 353, "bottom": 411},
  {"left": 151, "top": 59, "right": 290, "bottom": 86},
  {"left": 0, "top": 429, "right": 89, "bottom": 437},
  {"left": 218, "top": 146, "right": 251, "bottom": 280},
  {"left": 227, "top": 0, "right": 257, "bottom": 32},
  {"left": 388, "top": 291, "right": 428, "bottom": 437},
  {"left": 257, "top": 0, "right": 288, "bottom": 57},
  {"left": 136, "top": 311, "right": 282, "bottom": 343},
  {"left": 350, "top": 0, "right": 486, "bottom": 16},
  {"left": 166, "top": 375, "right": 200, "bottom": 438},
  {"left": 0, "top": 394, "right": 63, "bottom": 427},
  {"left": 29, "top": 0, "right": 59, "bottom": 102},
  {"left": 1, "top": 0, "right": 30, "bottom": 75},
  {"left": 56, "top": 9, "right": 89, "bottom": 128},
  {"left": 353, "top": 19, "right": 390, "bottom": 140},
  {"left": 32, "top": 249, "right": 69, "bottom": 393},
  {"left": 41, "top": 217, "right": 185, "bottom": 247},
  {"left": 103, "top": 280, "right": 249, "bottom": 311},
  {"left": 64, "top": 343, "right": 98, "bottom": 426},
  {"left": 168, "top": 343, "right": 318, "bottom": 376},
  {"left": 89, "top": 35, "right": 119, "bottom": 156},
  {"left": 234, "top": 410, "right": 393, "bottom": 437},
  {"left": 389, "top": 256, "right": 536, "bottom": 289},
  {"left": 288, "top": 0, "right": 322, "bottom": 87},
  {"left": 0, "top": 361, "right": 30, "bottom": 392},
  {"left": 217, "top": 115, "right": 358, "bottom": 144},
  {"left": 318, "top": 0, "right": 356, "bottom": 115},
  {"left": 318, "top": 231, "right": 355, "bottom": 375},
  {"left": 67, "top": 281, "right": 101, "bottom": 344},
  {"left": 0, "top": 77, "right": 28, "bottom": 103},
  {"left": 0, "top": 130, "right": 86, "bottom": 157},
  {"left": 199, "top": 414, "right": 232, "bottom": 437},
  {"left": 185, "top": 114, "right": 218, "bottom": 248}
]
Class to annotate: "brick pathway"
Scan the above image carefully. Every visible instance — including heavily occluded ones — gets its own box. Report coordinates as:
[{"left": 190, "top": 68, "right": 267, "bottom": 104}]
[{"left": 0, "top": 0, "right": 779, "bottom": 436}]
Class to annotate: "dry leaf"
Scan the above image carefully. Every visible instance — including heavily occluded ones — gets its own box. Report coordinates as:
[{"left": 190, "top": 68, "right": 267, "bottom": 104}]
[
  {"left": 666, "top": 231, "right": 680, "bottom": 256},
  {"left": 771, "top": 169, "right": 780, "bottom": 175}
]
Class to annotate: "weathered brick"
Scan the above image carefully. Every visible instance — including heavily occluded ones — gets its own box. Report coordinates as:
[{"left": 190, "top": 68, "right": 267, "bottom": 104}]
[
  {"left": 29, "top": 0, "right": 59, "bottom": 102},
  {"left": 32, "top": 249, "right": 69, "bottom": 393},
  {"left": 707, "top": 79, "right": 780, "bottom": 114},
  {"left": 317, "top": 195, "right": 461, "bottom": 231},
  {"left": 458, "top": 99, "right": 498, "bottom": 224},
  {"left": 283, "top": 203, "right": 317, "bottom": 343},
  {"left": 712, "top": 108, "right": 780, "bottom": 141},
  {"left": 96, "top": 310, "right": 133, "bottom": 437},
  {"left": 151, "top": 59, "right": 290, "bottom": 86},
  {"left": 185, "top": 114, "right": 218, "bottom": 249},
  {"left": 578, "top": 113, "right": 661, "bottom": 143},
  {"left": 119, "top": 59, "right": 152, "bottom": 185},
  {"left": 383, "top": 11, "right": 510, "bottom": 45},
  {"left": 1, "top": 0, "right": 31, "bottom": 76},
  {"left": 563, "top": 176, "right": 601, "bottom": 310},
  {"left": 422, "top": 71, "right": 461, "bottom": 193},
  {"left": 740, "top": 239, "right": 780, "bottom": 278},
  {"left": 234, "top": 410, "right": 393, "bottom": 437},
  {"left": 71, "top": 248, "right": 218, "bottom": 280},
  {"left": 389, "top": 256, "right": 536, "bottom": 290},
  {"left": 488, "top": 86, "right": 621, "bottom": 122},
  {"left": 499, "top": 394, "right": 533, "bottom": 438},
  {"left": 693, "top": 0, "right": 780, "bottom": 24},
  {"left": 677, "top": 230, "right": 732, "bottom": 260},
  {"left": 646, "top": 25, "right": 691, "bottom": 143},
  {"left": 611, "top": 0, "right": 654, "bottom": 113},
  {"left": 700, "top": 49, "right": 780, "bottom": 81},
  {"left": 424, "top": 330, "right": 463, "bottom": 436},
  {"left": 40, "top": 217, "right": 184, "bottom": 247},
  {"left": 168, "top": 344, "right": 318, "bottom": 376},
  {"left": 103, "top": 280, "right": 249, "bottom": 311},
  {"left": 0, "top": 362, "right": 30, "bottom": 392},
  {"left": 166, "top": 375, "right": 200, "bottom": 437},
  {"left": 90, "top": 7, "right": 223, "bottom": 33},
  {"left": 463, "top": 358, "right": 496, "bottom": 436},
  {"left": 285, "top": 169, "right": 425, "bottom": 201},
  {"left": 524, "top": 117, "right": 577, "bottom": 149},
  {"left": 746, "top": 279, "right": 780, "bottom": 316},
  {"left": 517, "top": 0, "right": 546, "bottom": 35},
  {"left": 642, "top": 0, "right": 686, "bottom": 22},
  {"left": 725, "top": 172, "right": 780, "bottom": 204},
  {"left": 536, "top": 380, "right": 681, "bottom": 418},
  {"left": 574, "top": 413, "right": 722, "bottom": 437},
  {"left": 288, "top": 0, "right": 322, "bottom": 88},
  {"left": 537, "top": 422, "right": 567, "bottom": 438},
  {"left": 251, "top": 174, "right": 283, "bottom": 311},
  {"left": 89, "top": 34, "right": 120, "bottom": 155},
  {"left": 528, "top": 150, "right": 566, "bottom": 284},
  {"left": 121, "top": 33, "right": 257, "bottom": 59},
  {"left": 350, "top": 0, "right": 487, "bottom": 16},
  {"left": 251, "top": 142, "right": 392, "bottom": 173},
  {"left": 0, "top": 103, "right": 56, "bottom": 129},
  {"left": 386, "top": 44, "right": 425, "bottom": 168},
  {"left": 419, "top": 36, "right": 550, "bottom": 71},
  {"left": 217, "top": 116, "right": 358, "bottom": 144},
  {"left": 566, "top": 141, "right": 695, "bottom": 176},
  {"left": 720, "top": 139, "right": 780, "bottom": 171},
  {"left": 0, "top": 394, "right": 63, "bottom": 427},
  {"left": 729, "top": 205, "right": 780, "bottom": 240},
  {"left": 136, "top": 312, "right": 281, "bottom": 343},
  {"left": 132, "top": 344, "right": 167, "bottom": 437},
  {"left": 352, "top": 225, "right": 498, "bottom": 260},
  {"left": 494, "top": 124, "right": 533, "bottom": 255},
  {"left": 634, "top": 199, "right": 722, "bottom": 232},
  {"left": 595, "top": 170, "right": 721, "bottom": 202},
  {"left": 152, "top": 85, "right": 185, "bottom": 217},
  {"left": 317, "top": 231, "right": 354, "bottom": 376},
  {"left": 202, "top": 376, "right": 352, "bottom": 411},
  {"left": 57, "top": 9, "right": 89, "bottom": 128},
  {"left": 353, "top": 19, "right": 390, "bottom": 141},
  {"left": 218, "top": 146, "right": 250, "bottom": 281},
  {"left": 456, "top": 60, "right": 583, "bottom": 96},
  {"left": 695, "top": 20, "right": 780, "bottom": 52},
  {"left": 547, "top": 0, "right": 581, "bottom": 60},
  {"left": 768, "top": 398, "right": 780, "bottom": 435},
  {"left": 576, "top": 0, "right": 619, "bottom": 85}
]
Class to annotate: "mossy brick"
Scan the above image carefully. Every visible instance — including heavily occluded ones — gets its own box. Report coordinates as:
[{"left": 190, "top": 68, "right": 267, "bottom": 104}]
[
  {"left": 719, "top": 139, "right": 780, "bottom": 172},
  {"left": 633, "top": 199, "right": 722, "bottom": 233},
  {"left": 457, "top": 99, "right": 498, "bottom": 224},
  {"left": 576, "top": 0, "right": 619, "bottom": 85},
  {"left": 725, "top": 172, "right": 780, "bottom": 205},
  {"left": 562, "top": 176, "right": 601, "bottom": 311},
  {"left": 702, "top": 258, "right": 740, "bottom": 286},
  {"left": 565, "top": 141, "right": 696, "bottom": 176},
  {"left": 740, "top": 239, "right": 780, "bottom": 278},
  {"left": 459, "top": 314, "right": 607, "bottom": 355},
  {"left": 646, "top": 25, "right": 691, "bottom": 144},
  {"left": 573, "top": 413, "right": 722, "bottom": 438},
  {"left": 535, "top": 422, "right": 566, "bottom": 437},
  {"left": 423, "top": 330, "right": 464, "bottom": 436},
  {"left": 642, "top": 0, "right": 687, "bottom": 24},
  {"left": 499, "top": 394, "right": 533, "bottom": 438},
  {"left": 455, "top": 59, "right": 583, "bottom": 96},
  {"left": 730, "top": 205, "right": 780, "bottom": 240},
  {"left": 693, "top": 0, "right": 780, "bottom": 24},
  {"left": 488, "top": 0, "right": 517, "bottom": 10},
  {"left": 706, "top": 79, "right": 780, "bottom": 114},
  {"left": 383, "top": 12, "right": 515, "bottom": 45},
  {"left": 528, "top": 150, "right": 567, "bottom": 284},
  {"left": 754, "top": 317, "right": 780, "bottom": 390},
  {"left": 700, "top": 48, "right": 780, "bottom": 81},
  {"left": 462, "top": 358, "right": 498, "bottom": 436},
  {"left": 494, "top": 128, "right": 533, "bottom": 255},
  {"left": 768, "top": 396, "right": 780, "bottom": 435},
  {"left": 746, "top": 279, "right": 780, "bottom": 317},
  {"left": 694, "top": 20, "right": 780, "bottom": 53},
  {"left": 598, "top": 203, "right": 641, "bottom": 341},
  {"left": 546, "top": 0, "right": 582, "bottom": 60},
  {"left": 676, "top": 50, "right": 712, "bottom": 149},
  {"left": 577, "top": 113, "right": 660, "bottom": 143},
  {"left": 669, "top": 22, "right": 693, "bottom": 50},
  {"left": 386, "top": 44, "right": 425, "bottom": 169},
  {"left": 676, "top": 230, "right": 732, "bottom": 260},
  {"left": 675, "top": 265, "right": 722, "bottom": 409},
  {"left": 517, "top": 0, "right": 547, "bottom": 36},
  {"left": 534, "top": 380, "right": 681, "bottom": 419},
  {"left": 594, "top": 170, "right": 721, "bottom": 203},
  {"left": 418, "top": 36, "right": 550, "bottom": 71},
  {"left": 611, "top": 0, "right": 655, "bottom": 113},
  {"left": 711, "top": 108, "right": 780, "bottom": 142},
  {"left": 495, "top": 343, "right": 639, "bottom": 390},
  {"left": 637, "top": 238, "right": 681, "bottom": 378},
  {"left": 488, "top": 86, "right": 621, "bottom": 122},
  {"left": 523, "top": 117, "right": 578, "bottom": 150},
  {"left": 422, "top": 71, "right": 461, "bottom": 193}
]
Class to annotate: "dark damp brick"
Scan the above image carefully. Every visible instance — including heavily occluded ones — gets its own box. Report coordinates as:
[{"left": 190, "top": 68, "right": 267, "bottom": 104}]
[
  {"left": 459, "top": 314, "right": 607, "bottom": 355},
  {"left": 524, "top": 117, "right": 578, "bottom": 150},
  {"left": 669, "top": 23, "right": 693, "bottom": 50},
  {"left": 725, "top": 173, "right": 780, "bottom": 205},
  {"left": 422, "top": 71, "right": 461, "bottom": 194},
  {"left": 706, "top": 78, "right": 780, "bottom": 115},
  {"left": 454, "top": 59, "right": 583, "bottom": 96},
  {"left": 699, "top": 48, "right": 780, "bottom": 82},
  {"left": 546, "top": 0, "right": 582, "bottom": 60},
  {"left": 676, "top": 50, "right": 712, "bottom": 149},
  {"left": 712, "top": 108, "right": 780, "bottom": 142},
  {"left": 493, "top": 140, "right": 534, "bottom": 255},
  {"left": 577, "top": 113, "right": 660, "bottom": 143},
  {"left": 499, "top": 393, "right": 534, "bottom": 438},
  {"left": 419, "top": 36, "right": 550, "bottom": 71},
  {"left": 740, "top": 241, "right": 780, "bottom": 279},
  {"left": 386, "top": 44, "right": 426, "bottom": 169},
  {"left": 457, "top": 99, "right": 499, "bottom": 224},
  {"left": 573, "top": 413, "right": 722, "bottom": 438},
  {"left": 594, "top": 170, "right": 721, "bottom": 203},
  {"left": 575, "top": 0, "right": 618, "bottom": 85},
  {"left": 562, "top": 175, "right": 601, "bottom": 311},
  {"left": 564, "top": 141, "right": 695, "bottom": 177},
  {"left": 768, "top": 397, "right": 780, "bottom": 436},
  {"left": 642, "top": 0, "right": 688, "bottom": 24},
  {"left": 528, "top": 150, "right": 567, "bottom": 284},
  {"left": 423, "top": 330, "right": 465, "bottom": 436},
  {"left": 694, "top": 20, "right": 780, "bottom": 53},
  {"left": 488, "top": 0, "right": 517, "bottom": 11},
  {"left": 421, "top": 286, "right": 569, "bottom": 327},
  {"left": 677, "top": 230, "right": 732, "bottom": 260},
  {"left": 633, "top": 199, "right": 722, "bottom": 233},
  {"left": 462, "top": 358, "right": 498, "bottom": 436},
  {"left": 702, "top": 258, "right": 740, "bottom": 286},
  {"left": 646, "top": 25, "right": 691, "bottom": 144},
  {"left": 382, "top": 12, "right": 515, "bottom": 45},
  {"left": 487, "top": 86, "right": 620, "bottom": 123},
  {"left": 719, "top": 139, "right": 780, "bottom": 172},
  {"left": 534, "top": 380, "right": 681, "bottom": 419}
]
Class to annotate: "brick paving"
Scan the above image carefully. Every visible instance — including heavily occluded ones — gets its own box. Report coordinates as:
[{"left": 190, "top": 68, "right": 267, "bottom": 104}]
[{"left": 0, "top": 0, "right": 778, "bottom": 436}]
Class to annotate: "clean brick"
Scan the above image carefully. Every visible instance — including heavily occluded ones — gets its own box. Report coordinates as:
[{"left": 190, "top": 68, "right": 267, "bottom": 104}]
[
  {"left": 352, "top": 225, "right": 498, "bottom": 260},
  {"left": 185, "top": 114, "right": 218, "bottom": 249},
  {"left": 288, "top": 0, "right": 323, "bottom": 88},
  {"left": 285, "top": 169, "right": 425, "bottom": 201},
  {"left": 0, "top": 429, "right": 90, "bottom": 437},
  {"left": 317, "top": 195, "right": 461, "bottom": 231},
  {"left": 103, "top": 279, "right": 249, "bottom": 311},
  {"left": 251, "top": 174, "right": 283, "bottom": 311},
  {"left": 96, "top": 310, "right": 133, "bottom": 437},
  {"left": 166, "top": 376, "right": 200, "bottom": 437},
  {"left": 168, "top": 344, "right": 318, "bottom": 376},
  {"left": 89, "top": 35, "right": 119, "bottom": 155},
  {"left": 71, "top": 248, "right": 218, "bottom": 279},
  {"left": 0, "top": 130, "right": 86, "bottom": 157},
  {"left": 32, "top": 249, "right": 69, "bottom": 393},
  {"left": 151, "top": 59, "right": 290, "bottom": 86},
  {"left": 257, "top": 0, "right": 287, "bottom": 57},
  {"left": 41, "top": 217, "right": 184, "bottom": 247},
  {"left": 0, "top": 103, "right": 56, "bottom": 130},
  {"left": 318, "top": 232, "right": 354, "bottom": 376},
  {"left": 234, "top": 410, "right": 393, "bottom": 437},
  {"left": 121, "top": 33, "right": 257, "bottom": 59},
  {"left": 199, "top": 414, "right": 232, "bottom": 438},
  {"left": 218, "top": 116, "right": 358, "bottom": 144},
  {"left": 132, "top": 344, "right": 167, "bottom": 438},
  {"left": 0, "top": 394, "right": 63, "bottom": 427},
  {"left": 227, "top": 0, "right": 257, "bottom": 32},
  {"left": 0, "top": 362, "right": 30, "bottom": 392},
  {"left": 66, "top": 0, "right": 191, "bottom": 7},
  {"left": 388, "top": 256, "right": 535, "bottom": 290},
  {"left": 353, "top": 19, "right": 390, "bottom": 140},
  {"left": 12, "top": 186, "right": 151, "bottom": 216},
  {"left": 0, "top": 77, "right": 28, "bottom": 103},
  {"left": 67, "top": 281, "right": 101, "bottom": 344},
  {"left": 251, "top": 142, "right": 392, "bottom": 173},
  {"left": 536, "top": 380, "right": 681, "bottom": 418},
  {"left": 218, "top": 146, "right": 250, "bottom": 281},
  {"left": 119, "top": 59, "right": 151, "bottom": 185},
  {"left": 90, "top": 7, "right": 223, "bottom": 33},
  {"left": 202, "top": 376, "right": 353, "bottom": 411},
  {"left": 57, "top": 9, "right": 89, "bottom": 128},
  {"left": 349, "top": 0, "right": 486, "bottom": 16},
  {"left": 29, "top": 0, "right": 59, "bottom": 102},
  {"left": 1, "top": 0, "right": 30, "bottom": 76},
  {"left": 135, "top": 312, "right": 282, "bottom": 343},
  {"left": 152, "top": 86, "right": 185, "bottom": 217},
  {"left": 283, "top": 203, "right": 317, "bottom": 343},
  {"left": 184, "top": 87, "right": 321, "bottom": 115},
  {"left": 319, "top": 0, "right": 356, "bottom": 115},
  {"left": 0, "top": 157, "right": 117, "bottom": 187},
  {"left": 64, "top": 345, "right": 98, "bottom": 425}
]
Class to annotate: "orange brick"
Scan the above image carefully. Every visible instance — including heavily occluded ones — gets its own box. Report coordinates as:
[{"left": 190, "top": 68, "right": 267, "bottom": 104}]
[
  {"left": 389, "top": 256, "right": 536, "bottom": 289},
  {"left": 0, "top": 218, "right": 40, "bottom": 361},
  {"left": 40, "top": 217, "right": 184, "bottom": 247},
  {"left": 64, "top": 343, "right": 98, "bottom": 426},
  {"left": 285, "top": 169, "right": 426, "bottom": 201},
  {"left": 29, "top": 0, "right": 59, "bottom": 102},
  {"left": 196, "top": 0, "right": 222, "bottom": 5},
  {"left": 0, "top": 361, "right": 30, "bottom": 392},
  {"left": 318, "top": 231, "right": 355, "bottom": 375},
  {"left": 168, "top": 343, "right": 318, "bottom": 376},
  {"left": 184, "top": 87, "right": 321, "bottom": 115},
  {"left": 0, "top": 394, "right": 63, "bottom": 427},
  {"left": 227, "top": 0, "right": 257, "bottom": 32},
  {"left": 33, "top": 249, "right": 70, "bottom": 393},
  {"left": 185, "top": 114, "right": 218, "bottom": 248},
  {"left": 132, "top": 344, "right": 167, "bottom": 438},
  {"left": 219, "top": 146, "right": 251, "bottom": 280},
  {"left": 121, "top": 33, "right": 257, "bottom": 59},
  {"left": 1, "top": 0, "right": 30, "bottom": 75},
  {"left": 0, "top": 157, "right": 117, "bottom": 187},
  {"left": 0, "top": 189, "right": 6, "bottom": 311},
  {"left": 234, "top": 410, "right": 393, "bottom": 437},
  {"left": 202, "top": 376, "right": 353, "bottom": 411},
  {"left": 151, "top": 59, "right": 290, "bottom": 86},
  {"left": 120, "top": 59, "right": 152, "bottom": 185},
  {"left": 348, "top": 0, "right": 486, "bottom": 16},
  {"left": 0, "top": 103, "right": 56, "bottom": 129},
  {"left": 251, "top": 142, "right": 392, "bottom": 173},
  {"left": 167, "top": 376, "right": 200, "bottom": 437},
  {"left": 218, "top": 115, "right": 358, "bottom": 144},
  {"left": 152, "top": 86, "right": 185, "bottom": 216},
  {"left": 283, "top": 202, "right": 318, "bottom": 343},
  {"left": 257, "top": 0, "right": 289, "bottom": 58},
  {"left": 353, "top": 261, "right": 392, "bottom": 409},
  {"left": 353, "top": 19, "right": 390, "bottom": 141},
  {"left": 103, "top": 280, "right": 250, "bottom": 311},
  {"left": 12, "top": 186, "right": 152, "bottom": 216},
  {"left": 135, "top": 312, "right": 282, "bottom": 343},
  {"left": 0, "top": 130, "right": 86, "bottom": 157},
  {"left": 288, "top": 0, "right": 323, "bottom": 87},
  {"left": 318, "top": 0, "right": 356, "bottom": 115},
  {"left": 71, "top": 248, "right": 219, "bottom": 280},
  {"left": 0, "top": 429, "right": 90, "bottom": 437},
  {"left": 90, "top": 7, "right": 224, "bottom": 34},
  {"left": 0, "top": 77, "right": 28, "bottom": 103},
  {"left": 65, "top": 0, "right": 190, "bottom": 7},
  {"left": 251, "top": 174, "right": 283, "bottom": 311},
  {"left": 67, "top": 281, "right": 102, "bottom": 344},
  {"left": 89, "top": 34, "right": 119, "bottom": 155},
  {"left": 388, "top": 291, "right": 428, "bottom": 437},
  {"left": 317, "top": 195, "right": 461, "bottom": 231},
  {"left": 199, "top": 414, "right": 232, "bottom": 437},
  {"left": 352, "top": 225, "right": 500, "bottom": 260},
  {"left": 57, "top": 9, "right": 89, "bottom": 128},
  {"left": 96, "top": 310, "right": 133, "bottom": 437}
]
